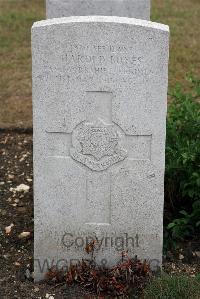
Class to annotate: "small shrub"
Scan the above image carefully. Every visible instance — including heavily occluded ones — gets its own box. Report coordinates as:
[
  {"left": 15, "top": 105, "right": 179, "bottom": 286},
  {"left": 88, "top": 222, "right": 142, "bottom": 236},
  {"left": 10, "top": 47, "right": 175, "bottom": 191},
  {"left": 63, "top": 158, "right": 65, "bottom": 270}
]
[
  {"left": 165, "top": 76, "right": 200, "bottom": 246},
  {"left": 143, "top": 273, "right": 200, "bottom": 299},
  {"left": 46, "top": 244, "right": 151, "bottom": 297}
]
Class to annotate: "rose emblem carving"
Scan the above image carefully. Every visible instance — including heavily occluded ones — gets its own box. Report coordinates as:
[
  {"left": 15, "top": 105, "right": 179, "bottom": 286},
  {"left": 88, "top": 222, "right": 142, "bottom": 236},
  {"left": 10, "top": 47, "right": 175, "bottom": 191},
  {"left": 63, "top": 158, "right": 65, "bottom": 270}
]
[{"left": 70, "top": 119, "right": 127, "bottom": 171}]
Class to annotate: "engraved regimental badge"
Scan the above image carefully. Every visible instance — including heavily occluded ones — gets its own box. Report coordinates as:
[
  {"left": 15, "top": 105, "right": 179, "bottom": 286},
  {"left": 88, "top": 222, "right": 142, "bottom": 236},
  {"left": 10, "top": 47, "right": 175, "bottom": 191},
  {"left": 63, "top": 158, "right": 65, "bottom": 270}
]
[{"left": 70, "top": 119, "right": 127, "bottom": 171}]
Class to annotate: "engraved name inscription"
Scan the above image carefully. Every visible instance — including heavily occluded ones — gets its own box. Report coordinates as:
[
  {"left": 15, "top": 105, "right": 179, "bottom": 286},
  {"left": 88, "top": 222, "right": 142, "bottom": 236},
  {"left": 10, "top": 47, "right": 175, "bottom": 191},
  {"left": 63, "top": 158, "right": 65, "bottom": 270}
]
[{"left": 62, "top": 43, "right": 153, "bottom": 85}]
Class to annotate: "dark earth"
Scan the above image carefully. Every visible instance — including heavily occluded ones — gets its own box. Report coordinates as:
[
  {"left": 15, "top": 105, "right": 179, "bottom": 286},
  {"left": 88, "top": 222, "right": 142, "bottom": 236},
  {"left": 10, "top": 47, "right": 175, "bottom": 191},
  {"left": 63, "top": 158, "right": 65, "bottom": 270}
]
[{"left": 0, "top": 131, "right": 199, "bottom": 298}]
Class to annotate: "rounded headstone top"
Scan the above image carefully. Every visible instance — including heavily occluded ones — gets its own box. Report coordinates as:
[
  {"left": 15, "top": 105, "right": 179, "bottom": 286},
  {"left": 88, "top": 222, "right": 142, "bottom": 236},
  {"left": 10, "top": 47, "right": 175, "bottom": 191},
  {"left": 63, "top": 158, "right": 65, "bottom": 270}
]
[{"left": 32, "top": 15, "right": 169, "bottom": 33}]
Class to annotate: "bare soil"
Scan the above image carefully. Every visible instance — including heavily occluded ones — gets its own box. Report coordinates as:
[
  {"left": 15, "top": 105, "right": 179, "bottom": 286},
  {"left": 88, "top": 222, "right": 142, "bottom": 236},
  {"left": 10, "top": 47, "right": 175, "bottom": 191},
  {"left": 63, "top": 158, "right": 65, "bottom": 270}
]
[{"left": 0, "top": 131, "right": 92, "bottom": 298}]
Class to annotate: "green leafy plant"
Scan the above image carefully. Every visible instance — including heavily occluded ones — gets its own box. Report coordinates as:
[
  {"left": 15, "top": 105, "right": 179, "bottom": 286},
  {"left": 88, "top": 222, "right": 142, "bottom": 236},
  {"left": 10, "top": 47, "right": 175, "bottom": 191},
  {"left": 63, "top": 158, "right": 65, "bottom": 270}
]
[{"left": 165, "top": 76, "right": 200, "bottom": 246}]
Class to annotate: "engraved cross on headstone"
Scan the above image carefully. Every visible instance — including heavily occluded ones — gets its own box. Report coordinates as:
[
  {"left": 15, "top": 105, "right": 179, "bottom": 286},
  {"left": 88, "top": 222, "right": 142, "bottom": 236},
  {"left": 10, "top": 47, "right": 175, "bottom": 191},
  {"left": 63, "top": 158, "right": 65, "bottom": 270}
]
[{"left": 46, "top": 91, "right": 152, "bottom": 225}]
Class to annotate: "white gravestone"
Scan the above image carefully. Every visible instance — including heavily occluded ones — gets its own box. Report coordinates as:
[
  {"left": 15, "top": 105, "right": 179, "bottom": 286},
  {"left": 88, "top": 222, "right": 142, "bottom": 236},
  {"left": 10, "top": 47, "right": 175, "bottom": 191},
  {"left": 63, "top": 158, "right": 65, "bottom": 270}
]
[
  {"left": 46, "top": 0, "right": 151, "bottom": 20},
  {"left": 32, "top": 16, "right": 169, "bottom": 281}
]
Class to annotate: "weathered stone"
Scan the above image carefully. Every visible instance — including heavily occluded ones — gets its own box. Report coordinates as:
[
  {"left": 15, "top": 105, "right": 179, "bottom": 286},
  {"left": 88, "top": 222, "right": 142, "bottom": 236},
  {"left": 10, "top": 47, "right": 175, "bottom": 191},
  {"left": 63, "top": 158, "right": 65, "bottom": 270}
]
[
  {"left": 46, "top": 0, "right": 151, "bottom": 20},
  {"left": 32, "top": 16, "right": 169, "bottom": 281}
]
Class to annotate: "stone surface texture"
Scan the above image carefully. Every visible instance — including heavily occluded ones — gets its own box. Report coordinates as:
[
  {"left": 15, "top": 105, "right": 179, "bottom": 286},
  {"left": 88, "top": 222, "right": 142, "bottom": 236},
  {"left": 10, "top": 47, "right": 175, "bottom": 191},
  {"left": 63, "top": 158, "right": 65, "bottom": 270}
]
[
  {"left": 46, "top": 0, "right": 151, "bottom": 20},
  {"left": 32, "top": 16, "right": 169, "bottom": 281}
]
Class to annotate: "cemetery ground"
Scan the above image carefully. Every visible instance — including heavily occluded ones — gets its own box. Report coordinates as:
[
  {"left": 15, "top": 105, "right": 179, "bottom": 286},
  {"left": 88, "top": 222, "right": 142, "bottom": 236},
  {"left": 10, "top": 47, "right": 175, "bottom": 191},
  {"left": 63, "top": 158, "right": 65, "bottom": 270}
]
[
  {"left": 0, "top": 0, "right": 200, "bottom": 298},
  {"left": 0, "top": 131, "right": 200, "bottom": 298}
]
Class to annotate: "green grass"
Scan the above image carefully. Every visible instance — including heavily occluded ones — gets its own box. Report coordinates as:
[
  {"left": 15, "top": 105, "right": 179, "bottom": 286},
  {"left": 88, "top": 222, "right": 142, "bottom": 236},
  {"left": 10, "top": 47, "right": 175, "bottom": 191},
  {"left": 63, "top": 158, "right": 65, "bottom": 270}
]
[
  {"left": 0, "top": 0, "right": 45, "bottom": 128},
  {"left": 152, "top": 0, "right": 200, "bottom": 90},
  {"left": 143, "top": 273, "right": 200, "bottom": 299},
  {"left": 0, "top": 0, "right": 200, "bottom": 128}
]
